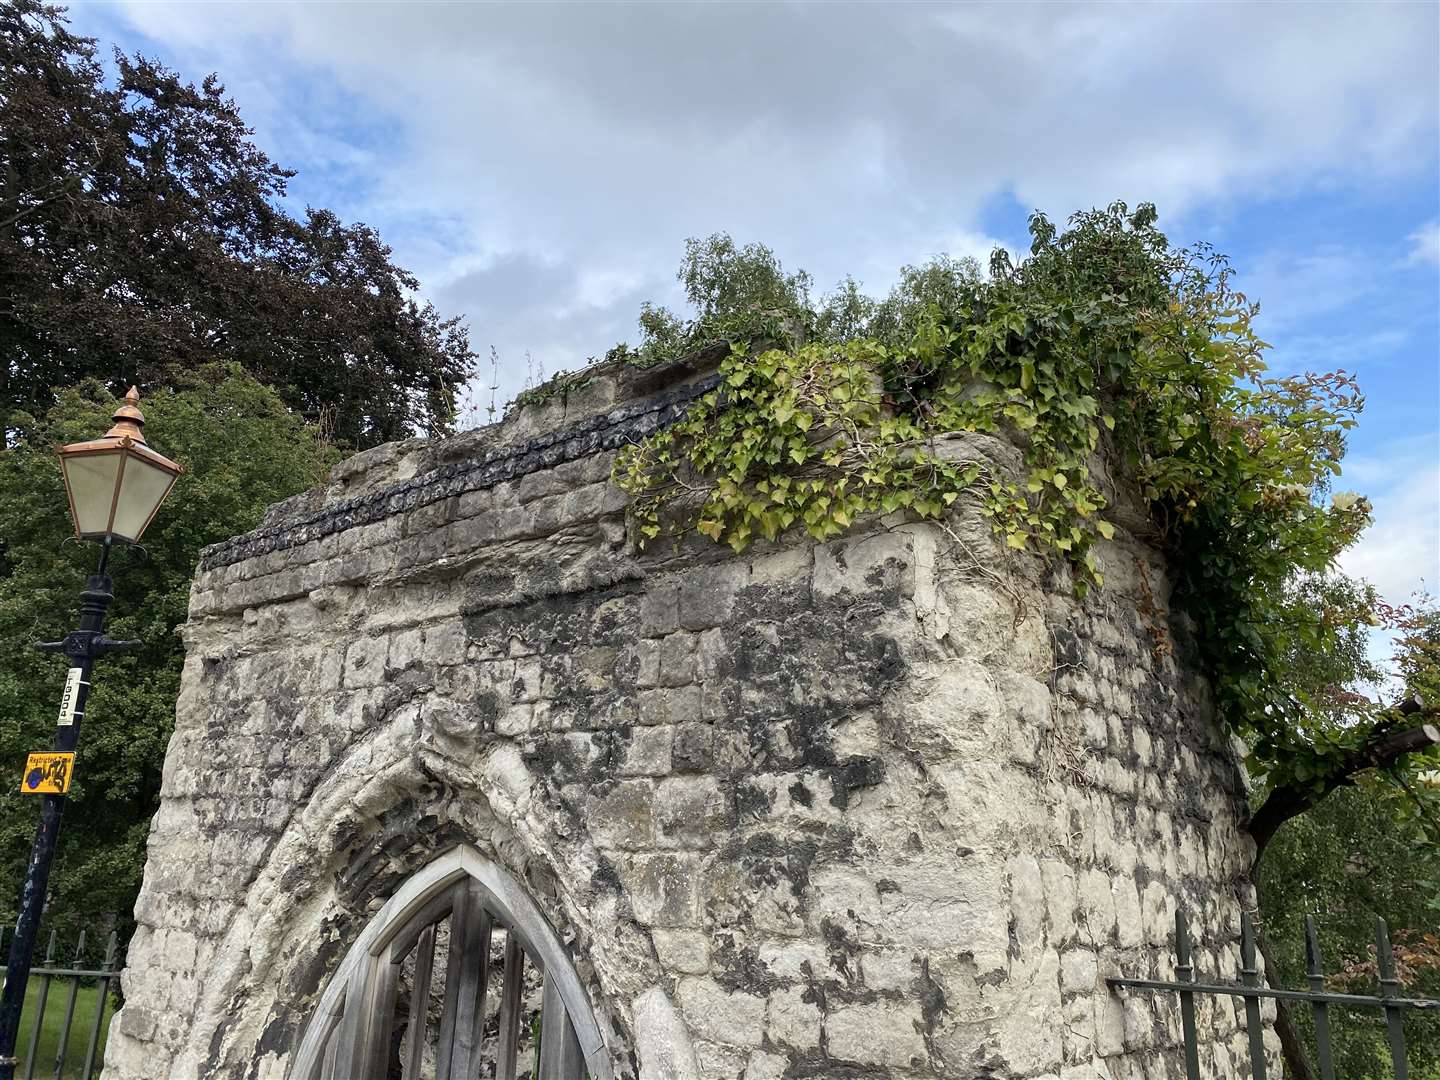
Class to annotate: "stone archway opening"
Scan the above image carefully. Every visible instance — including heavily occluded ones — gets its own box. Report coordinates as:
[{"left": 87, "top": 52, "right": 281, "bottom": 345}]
[{"left": 292, "top": 846, "right": 610, "bottom": 1080}]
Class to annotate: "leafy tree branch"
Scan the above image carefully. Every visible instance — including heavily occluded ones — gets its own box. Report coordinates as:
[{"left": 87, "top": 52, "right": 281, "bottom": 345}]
[{"left": 1248, "top": 698, "right": 1439, "bottom": 858}]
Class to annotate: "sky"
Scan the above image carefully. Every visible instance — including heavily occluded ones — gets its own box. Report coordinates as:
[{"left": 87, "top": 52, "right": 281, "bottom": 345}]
[{"left": 66, "top": 0, "right": 1440, "bottom": 662}]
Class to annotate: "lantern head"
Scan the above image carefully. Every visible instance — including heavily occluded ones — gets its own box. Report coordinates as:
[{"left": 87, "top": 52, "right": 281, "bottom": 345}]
[{"left": 57, "top": 387, "right": 182, "bottom": 544}]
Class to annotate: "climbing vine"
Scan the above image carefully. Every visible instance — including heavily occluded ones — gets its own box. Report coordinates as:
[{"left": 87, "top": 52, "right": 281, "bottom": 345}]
[{"left": 614, "top": 203, "right": 1392, "bottom": 792}]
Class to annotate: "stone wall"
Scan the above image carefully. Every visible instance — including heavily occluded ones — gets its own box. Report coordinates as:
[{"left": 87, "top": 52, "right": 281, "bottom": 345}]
[{"left": 105, "top": 351, "right": 1276, "bottom": 1079}]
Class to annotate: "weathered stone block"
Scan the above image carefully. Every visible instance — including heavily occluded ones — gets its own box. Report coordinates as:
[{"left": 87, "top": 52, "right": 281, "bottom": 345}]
[
  {"left": 675, "top": 978, "right": 765, "bottom": 1047},
  {"left": 495, "top": 702, "right": 532, "bottom": 738},
  {"left": 670, "top": 722, "right": 714, "bottom": 773},
  {"left": 1009, "top": 854, "right": 1045, "bottom": 955},
  {"left": 651, "top": 928, "right": 710, "bottom": 976},
  {"left": 1061, "top": 948, "right": 1099, "bottom": 994},
  {"left": 812, "top": 531, "right": 913, "bottom": 601},
  {"left": 637, "top": 685, "right": 702, "bottom": 727},
  {"left": 824, "top": 1001, "right": 927, "bottom": 1067},
  {"left": 742, "top": 1050, "right": 786, "bottom": 1080},
  {"left": 388, "top": 627, "right": 425, "bottom": 672},
  {"left": 654, "top": 777, "right": 732, "bottom": 848},
  {"left": 619, "top": 726, "right": 674, "bottom": 777},
  {"left": 657, "top": 632, "right": 697, "bottom": 687},
  {"left": 1078, "top": 868, "right": 1119, "bottom": 948},
  {"left": 343, "top": 635, "right": 388, "bottom": 688},
  {"left": 640, "top": 580, "right": 680, "bottom": 637},
  {"left": 618, "top": 853, "right": 701, "bottom": 928},
  {"left": 764, "top": 986, "right": 820, "bottom": 1047},
  {"left": 677, "top": 564, "right": 744, "bottom": 630},
  {"left": 588, "top": 781, "right": 656, "bottom": 850}
]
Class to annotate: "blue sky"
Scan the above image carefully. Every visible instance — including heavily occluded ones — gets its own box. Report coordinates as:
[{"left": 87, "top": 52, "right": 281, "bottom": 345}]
[{"left": 66, "top": 1, "right": 1439, "bottom": 648}]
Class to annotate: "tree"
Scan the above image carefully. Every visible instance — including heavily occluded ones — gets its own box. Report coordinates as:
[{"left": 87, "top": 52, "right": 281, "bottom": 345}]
[
  {"left": 0, "top": 0, "right": 470, "bottom": 942},
  {"left": 1240, "top": 578, "right": 1440, "bottom": 1076},
  {"left": 1260, "top": 777, "right": 1440, "bottom": 1077},
  {"left": 0, "top": 0, "right": 474, "bottom": 448},
  {"left": 1246, "top": 576, "right": 1440, "bottom": 857},
  {"left": 0, "top": 368, "right": 338, "bottom": 935},
  {"left": 614, "top": 235, "right": 815, "bottom": 366}
]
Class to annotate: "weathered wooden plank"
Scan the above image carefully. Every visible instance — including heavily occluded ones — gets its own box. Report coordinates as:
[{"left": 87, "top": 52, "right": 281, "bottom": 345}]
[
  {"left": 294, "top": 849, "right": 613, "bottom": 1080},
  {"left": 445, "top": 884, "right": 494, "bottom": 1080},
  {"left": 494, "top": 937, "right": 526, "bottom": 1080},
  {"left": 336, "top": 945, "right": 402, "bottom": 1080},
  {"left": 319, "top": 1015, "right": 341, "bottom": 1080},
  {"left": 434, "top": 883, "right": 471, "bottom": 1080},
  {"left": 468, "top": 860, "right": 607, "bottom": 1076},
  {"left": 360, "top": 960, "right": 400, "bottom": 1080},
  {"left": 335, "top": 964, "right": 372, "bottom": 1080},
  {"left": 538, "top": 977, "right": 585, "bottom": 1080},
  {"left": 387, "top": 889, "right": 458, "bottom": 964},
  {"left": 402, "top": 924, "right": 438, "bottom": 1080}
]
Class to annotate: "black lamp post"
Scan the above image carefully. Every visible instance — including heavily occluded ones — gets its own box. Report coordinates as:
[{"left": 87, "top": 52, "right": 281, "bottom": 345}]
[{"left": 0, "top": 389, "right": 181, "bottom": 1078}]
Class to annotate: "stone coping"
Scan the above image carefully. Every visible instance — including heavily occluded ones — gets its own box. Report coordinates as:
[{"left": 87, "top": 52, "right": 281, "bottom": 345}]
[{"left": 197, "top": 370, "right": 723, "bottom": 573}]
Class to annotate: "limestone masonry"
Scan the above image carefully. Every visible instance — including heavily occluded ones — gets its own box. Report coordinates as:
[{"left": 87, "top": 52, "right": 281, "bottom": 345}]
[{"left": 105, "top": 350, "right": 1276, "bottom": 1079}]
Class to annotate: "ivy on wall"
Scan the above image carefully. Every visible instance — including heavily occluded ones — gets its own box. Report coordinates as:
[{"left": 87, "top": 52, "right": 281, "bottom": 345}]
[{"left": 612, "top": 203, "right": 1409, "bottom": 801}]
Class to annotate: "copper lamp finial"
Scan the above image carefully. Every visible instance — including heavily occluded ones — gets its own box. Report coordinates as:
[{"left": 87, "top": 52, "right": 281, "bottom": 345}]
[{"left": 104, "top": 386, "right": 147, "bottom": 443}]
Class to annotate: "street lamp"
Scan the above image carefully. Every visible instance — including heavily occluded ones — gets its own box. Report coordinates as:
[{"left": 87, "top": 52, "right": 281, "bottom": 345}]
[{"left": 0, "top": 388, "right": 181, "bottom": 1078}]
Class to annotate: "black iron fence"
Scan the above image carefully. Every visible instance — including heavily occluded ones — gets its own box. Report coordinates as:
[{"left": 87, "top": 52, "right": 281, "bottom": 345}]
[
  {"left": 0, "top": 926, "right": 120, "bottom": 1080},
  {"left": 1109, "top": 910, "right": 1440, "bottom": 1079}
]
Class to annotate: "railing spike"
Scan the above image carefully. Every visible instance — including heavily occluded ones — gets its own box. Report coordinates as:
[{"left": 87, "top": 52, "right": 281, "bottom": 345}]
[
  {"left": 1376, "top": 917, "right": 1409, "bottom": 1080},
  {"left": 52, "top": 931, "right": 86, "bottom": 1080},
  {"left": 1305, "top": 916, "right": 1336, "bottom": 1080},
  {"left": 1173, "top": 907, "right": 1201, "bottom": 1080},
  {"left": 1239, "top": 911, "right": 1268, "bottom": 1080},
  {"left": 22, "top": 932, "right": 58, "bottom": 1080},
  {"left": 81, "top": 931, "right": 119, "bottom": 1080}
]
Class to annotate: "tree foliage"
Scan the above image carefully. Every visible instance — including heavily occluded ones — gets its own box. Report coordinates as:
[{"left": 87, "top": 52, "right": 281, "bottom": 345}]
[
  {"left": 0, "top": 368, "right": 338, "bottom": 933},
  {"left": 0, "top": 0, "right": 473, "bottom": 447},
  {"left": 0, "top": 1, "right": 473, "bottom": 933},
  {"left": 1261, "top": 777, "right": 1440, "bottom": 1077},
  {"left": 1247, "top": 583, "right": 1440, "bottom": 1076},
  {"left": 610, "top": 235, "right": 816, "bottom": 367}
]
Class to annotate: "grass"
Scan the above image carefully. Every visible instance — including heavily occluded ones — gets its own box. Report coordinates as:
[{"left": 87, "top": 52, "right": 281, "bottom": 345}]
[{"left": 12, "top": 977, "right": 111, "bottom": 1080}]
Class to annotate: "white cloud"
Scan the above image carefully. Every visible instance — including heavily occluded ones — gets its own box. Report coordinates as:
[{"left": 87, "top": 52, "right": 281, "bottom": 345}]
[
  {"left": 1407, "top": 220, "right": 1440, "bottom": 266},
  {"left": 72, "top": 1, "right": 1439, "bottom": 402},
  {"left": 1336, "top": 434, "right": 1439, "bottom": 688},
  {"left": 1242, "top": 247, "right": 1379, "bottom": 334},
  {"left": 1339, "top": 435, "right": 1440, "bottom": 605}
]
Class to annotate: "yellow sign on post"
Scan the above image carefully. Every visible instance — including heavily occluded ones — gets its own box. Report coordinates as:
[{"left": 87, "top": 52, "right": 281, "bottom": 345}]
[{"left": 20, "top": 752, "right": 74, "bottom": 795}]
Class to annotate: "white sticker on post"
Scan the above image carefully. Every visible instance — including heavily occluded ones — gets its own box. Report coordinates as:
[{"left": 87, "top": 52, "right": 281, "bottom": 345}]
[{"left": 56, "top": 667, "right": 85, "bottom": 727}]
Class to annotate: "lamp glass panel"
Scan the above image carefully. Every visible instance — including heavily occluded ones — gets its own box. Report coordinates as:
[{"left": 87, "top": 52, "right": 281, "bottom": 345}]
[
  {"left": 61, "top": 451, "right": 123, "bottom": 537},
  {"left": 109, "top": 450, "right": 178, "bottom": 542}
]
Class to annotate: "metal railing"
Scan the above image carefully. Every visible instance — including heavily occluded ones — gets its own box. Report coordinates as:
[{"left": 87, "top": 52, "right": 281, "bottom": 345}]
[
  {"left": 0, "top": 927, "right": 120, "bottom": 1080},
  {"left": 1109, "top": 910, "right": 1440, "bottom": 1080}
]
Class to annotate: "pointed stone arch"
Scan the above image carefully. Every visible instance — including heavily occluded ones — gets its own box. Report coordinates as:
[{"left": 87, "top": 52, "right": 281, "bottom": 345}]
[{"left": 291, "top": 844, "right": 610, "bottom": 1080}]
